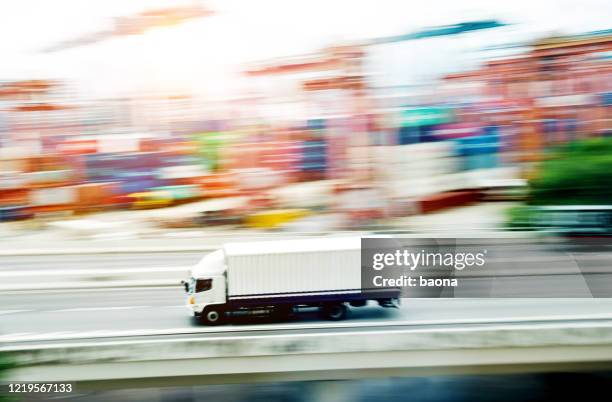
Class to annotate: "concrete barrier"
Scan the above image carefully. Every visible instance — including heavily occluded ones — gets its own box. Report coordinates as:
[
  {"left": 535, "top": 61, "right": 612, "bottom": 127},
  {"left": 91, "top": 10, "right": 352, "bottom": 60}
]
[{"left": 4, "top": 320, "right": 612, "bottom": 388}]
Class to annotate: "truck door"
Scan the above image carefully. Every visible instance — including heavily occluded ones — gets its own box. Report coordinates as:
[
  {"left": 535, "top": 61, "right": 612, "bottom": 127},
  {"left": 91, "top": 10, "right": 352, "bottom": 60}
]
[{"left": 194, "top": 276, "right": 226, "bottom": 308}]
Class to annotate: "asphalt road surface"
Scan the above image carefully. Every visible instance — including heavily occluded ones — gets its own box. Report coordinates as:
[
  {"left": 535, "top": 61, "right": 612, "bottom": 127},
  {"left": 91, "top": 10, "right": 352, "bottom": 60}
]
[
  {"left": 2, "top": 287, "right": 612, "bottom": 346},
  {"left": 0, "top": 251, "right": 204, "bottom": 272},
  {"left": 3, "top": 241, "right": 612, "bottom": 346},
  {"left": 3, "top": 246, "right": 612, "bottom": 402}
]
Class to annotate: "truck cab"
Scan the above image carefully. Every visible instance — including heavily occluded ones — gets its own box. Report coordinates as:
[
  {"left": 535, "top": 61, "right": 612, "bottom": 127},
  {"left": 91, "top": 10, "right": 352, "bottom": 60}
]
[{"left": 185, "top": 250, "right": 227, "bottom": 322}]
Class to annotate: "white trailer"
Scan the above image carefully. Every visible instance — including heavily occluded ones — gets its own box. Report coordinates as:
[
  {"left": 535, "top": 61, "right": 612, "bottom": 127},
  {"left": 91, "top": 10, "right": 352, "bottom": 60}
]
[{"left": 183, "top": 237, "right": 400, "bottom": 324}]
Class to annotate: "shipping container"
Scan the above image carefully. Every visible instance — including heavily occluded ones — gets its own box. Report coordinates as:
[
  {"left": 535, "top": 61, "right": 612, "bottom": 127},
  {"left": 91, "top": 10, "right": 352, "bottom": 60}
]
[
  {"left": 0, "top": 205, "right": 32, "bottom": 222},
  {"left": 29, "top": 187, "right": 76, "bottom": 206},
  {"left": 299, "top": 140, "right": 327, "bottom": 172},
  {"left": 462, "top": 153, "right": 500, "bottom": 171},
  {"left": 0, "top": 158, "right": 27, "bottom": 173},
  {"left": 114, "top": 180, "right": 162, "bottom": 195},
  {"left": 373, "top": 142, "right": 454, "bottom": 165},
  {"left": 97, "top": 136, "right": 141, "bottom": 153},
  {"left": 0, "top": 189, "right": 30, "bottom": 206},
  {"left": 0, "top": 172, "right": 26, "bottom": 189},
  {"left": 73, "top": 182, "right": 118, "bottom": 210},
  {"left": 185, "top": 173, "right": 241, "bottom": 198},
  {"left": 23, "top": 170, "right": 72, "bottom": 185},
  {"left": 157, "top": 165, "right": 209, "bottom": 180}
]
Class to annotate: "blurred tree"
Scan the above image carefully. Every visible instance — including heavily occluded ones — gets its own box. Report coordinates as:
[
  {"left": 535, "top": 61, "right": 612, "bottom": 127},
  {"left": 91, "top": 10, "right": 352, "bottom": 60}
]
[
  {"left": 0, "top": 352, "right": 16, "bottom": 401},
  {"left": 529, "top": 138, "right": 612, "bottom": 205}
]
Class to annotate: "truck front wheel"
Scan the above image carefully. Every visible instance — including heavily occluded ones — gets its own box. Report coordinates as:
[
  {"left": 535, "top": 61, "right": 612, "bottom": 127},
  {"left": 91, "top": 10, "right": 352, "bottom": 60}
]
[
  {"left": 201, "top": 307, "right": 225, "bottom": 325},
  {"left": 321, "top": 303, "right": 348, "bottom": 321}
]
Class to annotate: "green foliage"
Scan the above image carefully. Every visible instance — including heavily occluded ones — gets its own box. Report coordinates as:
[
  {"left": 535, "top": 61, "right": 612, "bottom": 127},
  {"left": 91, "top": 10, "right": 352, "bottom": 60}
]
[
  {"left": 505, "top": 205, "right": 536, "bottom": 230},
  {"left": 0, "top": 352, "right": 15, "bottom": 377},
  {"left": 528, "top": 137, "right": 612, "bottom": 206},
  {"left": 0, "top": 352, "right": 17, "bottom": 401}
]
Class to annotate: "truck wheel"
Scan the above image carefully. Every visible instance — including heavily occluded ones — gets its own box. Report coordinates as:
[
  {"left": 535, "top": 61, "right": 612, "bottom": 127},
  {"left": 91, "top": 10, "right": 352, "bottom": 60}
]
[
  {"left": 321, "top": 303, "right": 348, "bottom": 321},
  {"left": 201, "top": 307, "right": 225, "bottom": 325}
]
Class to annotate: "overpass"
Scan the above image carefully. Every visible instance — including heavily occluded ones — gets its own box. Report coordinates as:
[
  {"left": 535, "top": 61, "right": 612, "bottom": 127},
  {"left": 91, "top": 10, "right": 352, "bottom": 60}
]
[{"left": 4, "top": 318, "right": 612, "bottom": 390}]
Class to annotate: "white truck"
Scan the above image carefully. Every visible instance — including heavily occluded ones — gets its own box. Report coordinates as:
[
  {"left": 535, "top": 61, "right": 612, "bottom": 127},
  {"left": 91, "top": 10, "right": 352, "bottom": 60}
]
[{"left": 183, "top": 237, "right": 400, "bottom": 324}]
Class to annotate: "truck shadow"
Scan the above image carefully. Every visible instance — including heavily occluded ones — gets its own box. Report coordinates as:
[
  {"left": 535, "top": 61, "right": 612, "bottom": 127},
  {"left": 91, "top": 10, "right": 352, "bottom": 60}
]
[{"left": 193, "top": 305, "right": 400, "bottom": 327}]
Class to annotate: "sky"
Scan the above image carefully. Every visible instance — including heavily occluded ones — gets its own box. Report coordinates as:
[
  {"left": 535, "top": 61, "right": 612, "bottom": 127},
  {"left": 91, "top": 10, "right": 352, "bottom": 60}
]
[{"left": 0, "top": 0, "right": 610, "bottom": 99}]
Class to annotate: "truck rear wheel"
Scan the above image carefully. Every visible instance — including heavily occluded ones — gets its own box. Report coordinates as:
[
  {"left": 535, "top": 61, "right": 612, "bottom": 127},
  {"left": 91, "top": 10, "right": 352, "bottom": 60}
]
[
  {"left": 201, "top": 307, "right": 225, "bottom": 325},
  {"left": 321, "top": 303, "right": 348, "bottom": 321}
]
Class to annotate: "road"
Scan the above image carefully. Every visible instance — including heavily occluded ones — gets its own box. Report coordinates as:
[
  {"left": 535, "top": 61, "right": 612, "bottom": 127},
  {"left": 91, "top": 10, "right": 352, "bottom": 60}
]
[
  {"left": 2, "top": 242, "right": 612, "bottom": 346},
  {"left": 3, "top": 287, "right": 612, "bottom": 346},
  {"left": 3, "top": 248, "right": 612, "bottom": 402},
  {"left": 0, "top": 251, "right": 204, "bottom": 271},
  {"left": 3, "top": 241, "right": 612, "bottom": 293}
]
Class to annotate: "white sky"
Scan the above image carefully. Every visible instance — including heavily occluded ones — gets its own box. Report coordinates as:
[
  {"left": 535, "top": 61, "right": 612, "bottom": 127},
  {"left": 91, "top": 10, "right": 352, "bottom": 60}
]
[{"left": 0, "top": 0, "right": 610, "bottom": 99}]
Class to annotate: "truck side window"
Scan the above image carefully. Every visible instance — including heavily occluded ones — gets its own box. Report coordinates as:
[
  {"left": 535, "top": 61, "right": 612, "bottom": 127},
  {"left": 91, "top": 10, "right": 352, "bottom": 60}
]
[{"left": 195, "top": 278, "right": 212, "bottom": 293}]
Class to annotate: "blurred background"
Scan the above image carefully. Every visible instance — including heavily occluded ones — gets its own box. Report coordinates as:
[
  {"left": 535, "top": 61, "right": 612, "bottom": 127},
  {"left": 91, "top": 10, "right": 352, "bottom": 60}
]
[
  {"left": 1, "top": 1, "right": 612, "bottom": 401},
  {"left": 0, "top": 0, "right": 609, "bottom": 237}
]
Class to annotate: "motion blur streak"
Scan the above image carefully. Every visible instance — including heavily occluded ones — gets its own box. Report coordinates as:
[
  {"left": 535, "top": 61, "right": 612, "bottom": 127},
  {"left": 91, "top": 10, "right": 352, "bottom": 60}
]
[
  {"left": 0, "top": 0, "right": 611, "bottom": 401},
  {"left": 0, "top": 3, "right": 609, "bottom": 233}
]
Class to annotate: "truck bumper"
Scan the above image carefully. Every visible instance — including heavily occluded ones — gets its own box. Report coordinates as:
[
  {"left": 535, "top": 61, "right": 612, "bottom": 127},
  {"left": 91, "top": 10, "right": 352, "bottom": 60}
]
[
  {"left": 186, "top": 298, "right": 205, "bottom": 315},
  {"left": 189, "top": 305, "right": 206, "bottom": 316}
]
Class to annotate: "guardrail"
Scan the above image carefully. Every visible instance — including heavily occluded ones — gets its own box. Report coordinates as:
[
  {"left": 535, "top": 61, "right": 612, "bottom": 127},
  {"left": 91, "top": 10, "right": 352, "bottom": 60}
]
[{"left": 4, "top": 320, "right": 612, "bottom": 389}]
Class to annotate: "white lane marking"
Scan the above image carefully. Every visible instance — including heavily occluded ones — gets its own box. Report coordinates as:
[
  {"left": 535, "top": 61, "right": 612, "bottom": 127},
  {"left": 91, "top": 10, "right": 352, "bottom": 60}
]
[
  {"left": 0, "top": 286, "right": 179, "bottom": 295},
  {"left": 50, "top": 306, "right": 152, "bottom": 313},
  {"left": 0, "top": 247, "right": 217, "bottom": 257},
  {"left": 3, "top": 312, "right": 612, "bottom": 343},
  {"left": 0, "top": 280, "right": 179, "bottom": 291},
  {"left": 0, "top": 266, "right": 190, "bottom": 277},
  {"left": 0, "top": 309, "right": 31, "bottom": 315},
  {"left": 0, "top": 332, "right": 72, "bottom": 342},
  {"left": 0, "top": 332, "right": 32, "bottom": 340}
]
